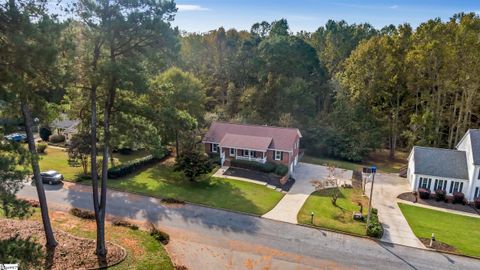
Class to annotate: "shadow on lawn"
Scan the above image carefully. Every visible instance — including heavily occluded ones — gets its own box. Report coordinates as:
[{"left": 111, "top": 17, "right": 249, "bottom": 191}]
[{"left": 65, "top": 165, "right": 262, "bottom": 234}]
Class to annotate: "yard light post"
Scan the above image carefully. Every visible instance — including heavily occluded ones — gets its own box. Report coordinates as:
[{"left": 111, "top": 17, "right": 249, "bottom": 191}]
[
  {"left": 311, "top": 211, "right": 314, "bottom": 224},
  {"left": 429, "top": 233, "right": 435, "bottom": 247},
  {"left": 366, "top": 166, "right": 377, "bottom": 229}
]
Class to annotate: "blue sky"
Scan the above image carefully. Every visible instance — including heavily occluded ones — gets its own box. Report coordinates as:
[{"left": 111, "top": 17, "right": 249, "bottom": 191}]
[{"left": 173, "top": 0, "right": 480, "bottom": 33}]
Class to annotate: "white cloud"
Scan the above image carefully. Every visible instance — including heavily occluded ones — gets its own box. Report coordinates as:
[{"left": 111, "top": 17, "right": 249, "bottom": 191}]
[
  {"left": 390, "top": 5, "right": 399, "bottom": 9},
  {"left": 177, "top": 4, "right": 210, "bottom": 12}
]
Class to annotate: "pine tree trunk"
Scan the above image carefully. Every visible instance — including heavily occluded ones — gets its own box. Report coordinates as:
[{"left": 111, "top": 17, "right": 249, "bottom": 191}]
[{"left": 21, "top": 102, "right": 57, "bottom": 248}]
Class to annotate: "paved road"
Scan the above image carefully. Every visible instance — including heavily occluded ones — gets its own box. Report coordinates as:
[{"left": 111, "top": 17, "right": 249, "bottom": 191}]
[
  {"left": 17, "top": 181, "right": 480, "bottom": 270},
  {"left": 365, "top": 173, "right": 424, "bottom": 248},
  {"left": 263, "top": 163, "right": 352, "bottom": 224}
]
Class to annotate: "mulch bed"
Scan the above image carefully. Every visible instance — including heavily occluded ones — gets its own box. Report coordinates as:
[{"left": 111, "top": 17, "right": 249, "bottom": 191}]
[
  {"left": 419, "top": 237, "right": 457, "bottom": 253},
  {"left": 224, "top": 167, "right": 295, "bottom": 191},
  {"left": 397, "top": 192, "right": 480, "bottom": 215},
  {"left": 0, "top": 218, "right": 125, "bottom": 270}
]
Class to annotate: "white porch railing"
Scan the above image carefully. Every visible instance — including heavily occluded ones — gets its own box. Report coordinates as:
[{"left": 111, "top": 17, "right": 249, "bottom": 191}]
[{"left": 235, "top": 155, "right": 267, "bottom": 164}]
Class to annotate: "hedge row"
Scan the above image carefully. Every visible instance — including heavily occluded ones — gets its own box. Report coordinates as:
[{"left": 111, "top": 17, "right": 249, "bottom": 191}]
[
  {"left": 230, "top": 159, "right": 288, "bottom": 176},
  {"left": 366, "top": 208, "right": 383, "bottom": 238},
  {"left": 108, "top": 152, "right": 169, "bottom": 179}
]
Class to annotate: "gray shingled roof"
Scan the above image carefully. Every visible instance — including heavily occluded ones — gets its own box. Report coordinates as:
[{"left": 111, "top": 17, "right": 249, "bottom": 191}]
[
  {"left": 468, "top": 129, "right": 480, "bottom": 165},
  {"left": 413, "top": 146, "right": 469, "bottom": 180}
]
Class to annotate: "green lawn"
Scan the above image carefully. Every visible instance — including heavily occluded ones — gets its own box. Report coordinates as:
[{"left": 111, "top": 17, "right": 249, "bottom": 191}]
[
  {"left": 36, "top": 147, "right": 147, "bottom": 181},
  {"left": 1, "top": 209, "right": 173, "bottom": 269},
  {"left": 88, "top": 164, "right": 284, "bottom": 215},
  {"left": 298, "top": 188, "right": 369, "bottom": 236},
  {"left": 398, "top": 203, "right": 480, "bottom": 257},
  {"left": 303, "top": 149, "right": 408, "bottom": 173}
]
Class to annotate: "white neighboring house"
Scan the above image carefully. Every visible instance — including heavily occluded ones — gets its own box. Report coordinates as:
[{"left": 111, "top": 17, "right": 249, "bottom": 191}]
[{"left": 407, "top": 129, "right": 480, "bottom": 202}]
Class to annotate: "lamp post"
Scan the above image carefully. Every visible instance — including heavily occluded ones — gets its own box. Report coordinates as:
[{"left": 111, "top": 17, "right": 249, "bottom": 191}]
[
  {"left": 366, "top": 166, "right": 377, "bottom": 229},
  {"left": 33, "top": 117, "right": 40, "bottom": 134},
  {"left": 310, "top": 211, "right": 314, "bottom": 224}
]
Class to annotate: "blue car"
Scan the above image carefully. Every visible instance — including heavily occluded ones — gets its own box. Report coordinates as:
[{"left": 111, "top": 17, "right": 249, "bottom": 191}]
[{"left": 4, "top": 133, "right": 27, "bottom": 143}]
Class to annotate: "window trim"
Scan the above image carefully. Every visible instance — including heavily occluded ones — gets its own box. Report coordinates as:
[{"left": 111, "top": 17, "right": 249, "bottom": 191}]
[
  {"left": 274, "top": 151, "right": 282, "bottom": 161},
  {"left": 211, "top": 143, "right": 218, "bottom": 153}
]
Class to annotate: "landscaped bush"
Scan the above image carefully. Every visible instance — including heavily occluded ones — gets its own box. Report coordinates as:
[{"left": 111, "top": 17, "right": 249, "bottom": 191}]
[
  {"left": 475, "top": 197, "right": 480, "bottom": 209},
  {"left": 434, "top": 189, "right": 446, "bottom": 201},
  {"left": 20, "top": 199, "right": 40, "bottom": 208},
  {"left": 39, "top": 127, "right": 51, "bottom": 141},
  {"left": 161, "top": 197, "right": 185, "bottom": 204},
  {"left": 0, "top": 235, "right": 43, "bottom": 269},
  {"left": 49, "top": 134, "right": 65, "bottom": 143},
  {"left": 208, "top": 153, "right": 221, "bottom": 165},
  {"left": 418, "top": 188, "right": 430, "bottom": 199},
  {"left": 366, "top": 208, "right": 383, "bottom": 238},
  {"left": 149, "top": 223, "right": 170, "bottom": 245},
  {"left": 452, "top": 192, "right": 465, "bottom": 204},
  {"left": 69, "top": 207, "right": 95, "bottom": 220},
  {"left": 274, "top": 164, "right": 289, "bottom": 176},
  {"left": 37, "top": 143, "right": 47, "bottom": 154},
  {"left": 230, "top": 159, "right": 276, "bottom": 173},
  {"left": 108, "top": 153, "right": 169, "bottom": 179},
  {"left": 111, "top": 217, "right": 139, "bottom": 230}
]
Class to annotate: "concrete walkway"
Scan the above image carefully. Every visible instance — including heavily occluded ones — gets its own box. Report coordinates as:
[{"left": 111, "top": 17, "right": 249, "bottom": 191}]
[
  {"left": 365, "top": 173, "right": 425, "bottom": 249},
  {"left": 398, "top": 199, "right": 480, "bottom": 219},
  {"left": 213, "top": 166, "right": 270, "bottom": 186},
  {"left": 262, "top": 163, "right": 353, "bottom": 224}
]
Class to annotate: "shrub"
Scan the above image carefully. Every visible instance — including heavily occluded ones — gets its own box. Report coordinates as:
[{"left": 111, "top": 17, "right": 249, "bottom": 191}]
[
  {"left": 434, "top": 189, "right": 446, "bottom": 201},
  {"left": 418, "top": 188, "right": 430, "bottom": 199},
  {"left": 208, "top": 153, "right": 221, "bottom": 165},
  {"left": 111, "top": 218, "right": 138, "bottom": 230},
  {"left": 366, "top": 208, "right": 383, "bottom": 238},
  {"left": 452, "top": 192, "right": 465, "bottom": 204},
  {"left": 149, "top": 223, "right": 169, "bottom": 245},
  {"left": 274, "top": 164, "right": 288, "bottom": 176},
  {"left": 108, "top": 153, "right": 168, "bottom": 179},
  {"left": 39, "top": 127, "right": 51, "bottom": 141},
  {"left": 161, "top": 198, "right": 185, "bottom": 204},
  {"left": 49, "top": 134, "right": 65, "bottom": 143},
  {"left": 475, "top": 197, "right": 480, "bottom": 209},
  {"left": 37, "top": 143, "right": 47, "bottom": 154},
  {"left": 20, "top": 199, "right": 40, "bottom": 208},
  {"left": 230, "top": 159, "right": 276, "bottom": 173},
  {"left": 0, "top": 235, "right": 43, "bottom": 269},
  {"left": 118, "top": 148, "right": 133, "bottom": 155},
  {"left": 69, "top": 207, "right": 95, "bottom": 220}
]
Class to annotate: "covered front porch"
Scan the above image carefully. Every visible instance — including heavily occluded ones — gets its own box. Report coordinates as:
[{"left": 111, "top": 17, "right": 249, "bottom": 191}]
[{"left": 218, "top": 133, "right": 272, "bottom": 166}]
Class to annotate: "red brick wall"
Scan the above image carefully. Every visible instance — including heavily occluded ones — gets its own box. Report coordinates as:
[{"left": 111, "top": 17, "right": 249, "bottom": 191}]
[
  {"left": 204, "top": 143, "right": 212, "bottom": 154},
  {"left": 266, "top": 150, "right": 290, "bottom": 166}
]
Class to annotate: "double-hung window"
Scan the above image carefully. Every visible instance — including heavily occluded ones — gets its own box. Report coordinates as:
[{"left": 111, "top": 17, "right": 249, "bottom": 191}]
[
  {"left": 230, "top": 148, "right": 236, "bottom": 156},
  {"left": 211, "top": 143, "right": 218, "bottom": 153},
  {"left": 244, "top": 149, "right": 250, "bottom": 157},
  {"left": 274, "top": 151, "right": 282, "bottom": 161}
]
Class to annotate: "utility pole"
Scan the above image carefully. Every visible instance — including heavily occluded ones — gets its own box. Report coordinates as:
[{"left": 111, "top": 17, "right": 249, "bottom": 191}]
[{"left": 366, "top": 166, "right": 377, "bottom": 228}]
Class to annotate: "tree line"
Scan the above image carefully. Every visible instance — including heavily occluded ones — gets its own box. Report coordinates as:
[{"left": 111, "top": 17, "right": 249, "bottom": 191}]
[{"left": 1, "top": 0, "right": 480, "bottom": 259}]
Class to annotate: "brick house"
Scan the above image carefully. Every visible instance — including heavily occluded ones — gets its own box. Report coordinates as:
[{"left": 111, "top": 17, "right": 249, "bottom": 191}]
[{"left": 203, "top": 122, "right": 302, "bottom": 172}]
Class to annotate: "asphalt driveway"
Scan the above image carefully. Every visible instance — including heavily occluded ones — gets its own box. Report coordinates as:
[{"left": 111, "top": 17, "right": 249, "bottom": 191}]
[
  {"left": 365, "top": 173, "right": 425, "bottom": 249},
  {"left": 262, "top": 162, "right": 353, "bottom": 223}
]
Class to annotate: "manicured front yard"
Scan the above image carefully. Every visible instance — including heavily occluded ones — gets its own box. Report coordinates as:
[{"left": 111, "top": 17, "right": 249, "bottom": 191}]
[
  {"left": 1, "top": 208, "right": 173, "bottom": 270},
  {"left": 398, "top": 203, "right": 480, "bottom": 257},
  {"left": 84, "top": 165, "right": 284, "bottom": 216},
  {"left": 298, "top": 187, "right": 369, "bottom": 236},
  {"left": 303, "top": 149, "right": 408, "bottom": 173}
]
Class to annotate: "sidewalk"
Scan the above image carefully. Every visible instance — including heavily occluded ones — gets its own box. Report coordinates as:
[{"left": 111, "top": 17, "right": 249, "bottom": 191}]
[{"left": 398, "top": 199, "right": 480, "bottom": 219}]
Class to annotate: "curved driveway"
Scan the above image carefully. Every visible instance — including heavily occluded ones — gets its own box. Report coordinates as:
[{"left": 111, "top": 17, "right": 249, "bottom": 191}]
[{"left": 263, "top": 163, "right": 352, "bottom": 224}]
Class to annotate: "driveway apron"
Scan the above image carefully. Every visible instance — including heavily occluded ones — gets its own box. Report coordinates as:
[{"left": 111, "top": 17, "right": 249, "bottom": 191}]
[{"left": 365, "top": 173, "right": 425, "bottom": 249}]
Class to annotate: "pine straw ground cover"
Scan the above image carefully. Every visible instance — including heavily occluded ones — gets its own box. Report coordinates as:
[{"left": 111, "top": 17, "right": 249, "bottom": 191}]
[
  {"left": 1, "top": 209, "right": 174, "bottom": 270},
  {"left": 0, "top": 219, "right": 125, "bottom": 269}
]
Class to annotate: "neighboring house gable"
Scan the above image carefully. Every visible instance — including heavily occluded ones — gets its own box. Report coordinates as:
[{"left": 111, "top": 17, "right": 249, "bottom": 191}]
[{"left": 408, "top": 129, "right": 480, "bottom": 202}]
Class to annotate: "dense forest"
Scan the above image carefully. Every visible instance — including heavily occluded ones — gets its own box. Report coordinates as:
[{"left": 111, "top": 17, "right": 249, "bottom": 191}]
[
  {"left": 179, "top": 15, "right": 480, "bottom": 161},
  {"left": 2, "top": 2, "right": 480, "bottom": 165}
]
